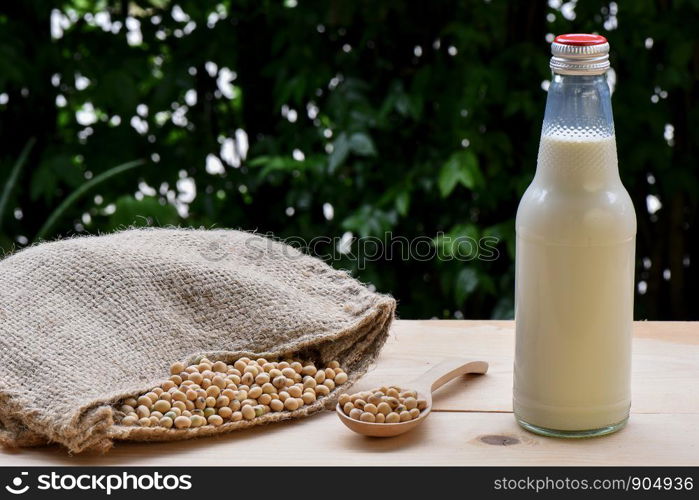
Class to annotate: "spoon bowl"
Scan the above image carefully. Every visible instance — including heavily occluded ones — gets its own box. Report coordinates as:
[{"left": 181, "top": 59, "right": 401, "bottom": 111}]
[
  {"left": 336, "top": 391, "right": 432, "bottom": 437},
  {"left": 336, "top": 359, "right": 488, "bottom": 437}
]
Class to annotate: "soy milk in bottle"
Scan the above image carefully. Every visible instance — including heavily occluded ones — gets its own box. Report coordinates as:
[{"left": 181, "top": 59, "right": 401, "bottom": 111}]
[{"left": 513, "top": 34, "right": 636, "bottom": 437}]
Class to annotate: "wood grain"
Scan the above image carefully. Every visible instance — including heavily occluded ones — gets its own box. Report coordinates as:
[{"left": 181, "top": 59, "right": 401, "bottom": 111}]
[
  {"left": 353, "top": 320, "right": 699, "bottom": 414},
  {"left": 2, "top": 412, "right": 696, "bottom": 466},
  {"left": 1, "top": 320, "right": 697, "bottom": 466}
]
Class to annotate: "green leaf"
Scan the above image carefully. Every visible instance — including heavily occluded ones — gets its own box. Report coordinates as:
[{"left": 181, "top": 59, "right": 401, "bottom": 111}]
[
  {"left": 455, "top": 267, "right": 479, "bottom": 304},
  {"left": 434, "top": 223, "right": 480, "bottom": 259},
  {"left": 348, "top": 132, "right": 376, "bottom": 156},
  {"left": 395, "top": 92, "right": 411, "bottom": 116},
  {"left": 0, "top": 137, "right": 35, "bottom": 232},
  {"left": 104, "top": 195, "right": 180, "bottom": 232},
  {"left": 342, "top": 205, "right": 397, "bottom": 238},
  {"left": 390, "top": 82, "right": 423, "bottom": 120},
  {"left": 395, "top": 190, "right": 410, "bottom": 216},
  {"left": 438, "top": 150, "right": 483, "bottom": 198},
  {"left": 478, "top": 272, "right": 497, "bottom": 295},
  {"left": 31, "top": 153, "right": 83, "bottom": 203},
  {"left": 492, "top": 295, "right": 515, "bottom": 320},
  {"left": 484, "top": 220, "right": 515, "bottom": 259},
  {"left": 328, "top": 132, "right": 350, "bottom": 173},
  {"left": 248, "top": 155, "right": 300, "bottom": 178}
]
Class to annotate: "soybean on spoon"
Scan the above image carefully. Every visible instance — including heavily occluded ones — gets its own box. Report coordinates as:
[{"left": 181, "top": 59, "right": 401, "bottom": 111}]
[{"left": 336, "top": 358, "right": 488, "bottom": 437}]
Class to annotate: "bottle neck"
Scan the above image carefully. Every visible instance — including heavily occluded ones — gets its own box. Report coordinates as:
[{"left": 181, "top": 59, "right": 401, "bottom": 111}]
[
  {"left": 542, "top": 72, "right": 614, "bottom": 138},
  {"left": 535, "top": 72, "right": 619, "bottom": 191}
]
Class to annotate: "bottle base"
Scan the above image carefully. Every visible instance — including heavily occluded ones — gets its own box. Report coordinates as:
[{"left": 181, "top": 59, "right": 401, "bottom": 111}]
[{"left": 516, "top": 416, "right": 628, "bottom": 438}]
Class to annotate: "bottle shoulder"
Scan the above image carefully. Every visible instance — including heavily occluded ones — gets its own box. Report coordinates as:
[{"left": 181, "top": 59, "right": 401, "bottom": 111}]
[{"left": 516, "top": 182, "right": 636, "bottom": 244}]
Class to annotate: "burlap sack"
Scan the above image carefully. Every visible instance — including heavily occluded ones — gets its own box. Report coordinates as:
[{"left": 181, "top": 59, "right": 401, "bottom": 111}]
[{"left": 0, "top": 228, "right": 395, "bottom": 453}]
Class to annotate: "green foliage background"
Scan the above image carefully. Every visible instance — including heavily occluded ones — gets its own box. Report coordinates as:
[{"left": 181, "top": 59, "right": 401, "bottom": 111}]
[{"left": 0, "top": 1, "right": 697, "bottom": 319}]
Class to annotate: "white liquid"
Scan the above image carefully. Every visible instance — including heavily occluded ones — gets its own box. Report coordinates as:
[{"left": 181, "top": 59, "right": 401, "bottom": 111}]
[{"left": 514, "top": 133, "right": 636, "bottom": 431}]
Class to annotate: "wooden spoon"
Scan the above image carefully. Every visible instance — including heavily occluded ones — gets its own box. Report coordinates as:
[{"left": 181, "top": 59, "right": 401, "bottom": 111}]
[{"left": 336, "top": 358, "right": 488, "bottom": 437}]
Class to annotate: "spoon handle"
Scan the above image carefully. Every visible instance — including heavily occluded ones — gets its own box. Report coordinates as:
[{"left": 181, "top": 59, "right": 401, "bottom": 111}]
[{"left": 411, "top": 358, "right": 488, "bottom": 395}]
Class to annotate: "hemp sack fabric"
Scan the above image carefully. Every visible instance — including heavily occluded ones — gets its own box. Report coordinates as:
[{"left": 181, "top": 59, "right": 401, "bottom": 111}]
[{"left": 0, "top": 228, "right": 395, "bottom": 453}]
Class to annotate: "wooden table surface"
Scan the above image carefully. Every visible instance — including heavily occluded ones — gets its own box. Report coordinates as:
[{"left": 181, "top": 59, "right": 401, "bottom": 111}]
[{"left": 2, "top": 320, "right": 698, "bottom": 466}]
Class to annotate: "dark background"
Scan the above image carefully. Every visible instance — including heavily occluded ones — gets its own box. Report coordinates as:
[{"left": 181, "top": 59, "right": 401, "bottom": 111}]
[{"left": 0, "top": 1, "right": 696, "bottom": 320}]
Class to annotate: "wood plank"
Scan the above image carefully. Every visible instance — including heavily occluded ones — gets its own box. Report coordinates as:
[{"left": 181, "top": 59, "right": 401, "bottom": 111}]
[
  {"left": 0, "top": 320, "right": 696, "bottom": 465},
  {"left": 1, "top": 411, "right": 696, "bottom": 466},
  {"left": 354, "top": 321, "right": 699, "bottom": 414}
]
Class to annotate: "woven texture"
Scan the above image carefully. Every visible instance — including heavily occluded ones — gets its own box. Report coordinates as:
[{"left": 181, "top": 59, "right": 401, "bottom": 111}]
[{"left": 0, "top": 228, "right": 395, "bottom": 453}]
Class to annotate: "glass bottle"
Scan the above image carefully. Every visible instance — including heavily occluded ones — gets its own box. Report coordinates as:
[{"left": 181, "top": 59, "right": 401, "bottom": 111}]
[{"left": 513, "top": 34, "right": 637, "bottom": 438}]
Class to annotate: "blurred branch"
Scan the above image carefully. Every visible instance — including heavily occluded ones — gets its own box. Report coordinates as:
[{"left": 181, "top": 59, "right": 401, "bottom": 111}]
[
  {"left": 0, "top": 137, "right": 36, "bottom": 233},
  {"left": 34, "top": 159, "right": 145, "bottom": 242}
]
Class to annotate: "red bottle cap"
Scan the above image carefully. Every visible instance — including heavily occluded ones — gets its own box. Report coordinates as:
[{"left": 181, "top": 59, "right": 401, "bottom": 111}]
[
  {"left": 553, "top": 34, "right": 608, "bottom": 46},
  {"left": 550, "top": 34, "right": 610, "bottom": 74}
]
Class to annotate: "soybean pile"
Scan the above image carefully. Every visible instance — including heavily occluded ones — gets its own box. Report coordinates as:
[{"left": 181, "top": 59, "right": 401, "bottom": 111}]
[
  {"left": 339, "top": 387, "right": 427, "bottom": 423},
  {"left": 115, "top": 357, "right": 348, "bottom": 429}
]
